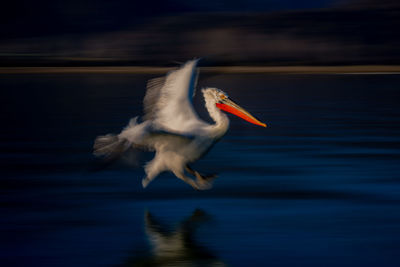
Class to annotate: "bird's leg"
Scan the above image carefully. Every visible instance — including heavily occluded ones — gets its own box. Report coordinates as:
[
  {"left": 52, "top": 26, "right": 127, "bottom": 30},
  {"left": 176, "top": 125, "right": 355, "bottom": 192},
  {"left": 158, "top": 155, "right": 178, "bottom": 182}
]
[
  {"left": 142, "top": 160, "right": 161, "bottom": 188},
  {"left": 185, "top": 165, "right": 197, "bottom": 176},
  {"left": 142, "top": 176, "right": 155, "bottom": 188},
  {"left": 172, "top": 170, "right": 200, "bottom": 190},
  {"left": 142, "top": 170, "right": 159, "bottom": 188},
  {"left": 185, "top": 165, "right": 217, "bottom": 190},
  {"left": 185, "top": 165, "right": 218, "bottom": 180}
]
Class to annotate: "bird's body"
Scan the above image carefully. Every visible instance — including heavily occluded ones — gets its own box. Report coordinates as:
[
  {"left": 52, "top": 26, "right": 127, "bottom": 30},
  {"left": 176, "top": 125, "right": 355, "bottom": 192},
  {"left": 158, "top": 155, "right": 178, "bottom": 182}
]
[{"left": 94, "top": 59, "right": 266, "bottom": 189}]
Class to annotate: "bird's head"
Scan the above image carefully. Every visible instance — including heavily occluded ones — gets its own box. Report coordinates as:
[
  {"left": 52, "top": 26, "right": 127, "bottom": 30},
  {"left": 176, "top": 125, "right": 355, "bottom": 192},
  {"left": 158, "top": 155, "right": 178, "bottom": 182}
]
[{"left": 202, "top": 88, "right": 267, "bottom": 127}]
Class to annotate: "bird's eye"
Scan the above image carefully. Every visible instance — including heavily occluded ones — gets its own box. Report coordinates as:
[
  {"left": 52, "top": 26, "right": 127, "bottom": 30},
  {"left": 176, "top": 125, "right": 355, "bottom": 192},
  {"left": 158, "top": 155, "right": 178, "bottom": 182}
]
[{"left": 220, "top": 94, "right": 226, "bottom": 100}]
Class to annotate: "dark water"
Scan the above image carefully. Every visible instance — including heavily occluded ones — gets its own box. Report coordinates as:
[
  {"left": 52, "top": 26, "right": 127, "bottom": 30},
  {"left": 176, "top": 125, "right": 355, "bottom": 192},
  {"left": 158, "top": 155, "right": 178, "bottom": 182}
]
[{"left": 1, "top": 73, "right": 400, "bottom": 266}]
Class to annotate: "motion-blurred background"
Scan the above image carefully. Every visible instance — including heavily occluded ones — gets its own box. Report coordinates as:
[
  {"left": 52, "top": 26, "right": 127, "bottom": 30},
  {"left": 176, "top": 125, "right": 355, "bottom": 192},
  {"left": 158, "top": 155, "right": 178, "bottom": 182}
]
[
  {"left": 1, "top": 0, "right": 399, "bottom": 66},
  {"left": 2, "top": 1, "right": 400, "bottom": 266}
]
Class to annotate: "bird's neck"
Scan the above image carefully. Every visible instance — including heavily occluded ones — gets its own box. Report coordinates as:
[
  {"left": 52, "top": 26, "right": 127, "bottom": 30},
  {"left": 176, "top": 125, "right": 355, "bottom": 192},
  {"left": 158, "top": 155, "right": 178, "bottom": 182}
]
[{"left": 204, "top": 95, "right": 230, "bottom": 138}]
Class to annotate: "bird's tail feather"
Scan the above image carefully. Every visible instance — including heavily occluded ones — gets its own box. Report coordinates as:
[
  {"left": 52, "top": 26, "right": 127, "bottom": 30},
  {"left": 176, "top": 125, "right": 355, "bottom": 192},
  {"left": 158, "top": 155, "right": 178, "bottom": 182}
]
[{"left": 93, "top": 134, "right": 130, "bottom": 162}]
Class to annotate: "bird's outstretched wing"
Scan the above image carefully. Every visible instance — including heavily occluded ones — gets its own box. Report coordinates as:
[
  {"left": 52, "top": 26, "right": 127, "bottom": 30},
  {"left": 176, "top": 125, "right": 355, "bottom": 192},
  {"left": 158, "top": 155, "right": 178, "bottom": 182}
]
[{"left": 143, "top": 59, "right": 206, "bottom": 134}]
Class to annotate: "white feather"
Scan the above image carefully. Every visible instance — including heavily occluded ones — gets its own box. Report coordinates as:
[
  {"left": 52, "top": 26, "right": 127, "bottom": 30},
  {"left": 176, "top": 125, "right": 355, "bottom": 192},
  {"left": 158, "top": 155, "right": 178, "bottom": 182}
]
[{"left": 144, "top": 59, "right": 209, "bottom": 135}]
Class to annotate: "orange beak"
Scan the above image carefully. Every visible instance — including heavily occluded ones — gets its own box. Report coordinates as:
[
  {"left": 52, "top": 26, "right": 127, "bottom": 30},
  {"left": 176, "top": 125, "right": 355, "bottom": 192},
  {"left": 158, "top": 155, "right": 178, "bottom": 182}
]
[{"left": 216, "top": 98, "right": 267, "bottom": 127}]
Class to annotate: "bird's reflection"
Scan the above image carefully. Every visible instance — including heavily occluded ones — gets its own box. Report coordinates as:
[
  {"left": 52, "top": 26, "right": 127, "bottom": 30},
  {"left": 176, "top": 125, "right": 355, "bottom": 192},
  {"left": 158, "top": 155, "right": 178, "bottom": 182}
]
[{"left": 125, "top": 209, "right": 225, "bottom": 266}]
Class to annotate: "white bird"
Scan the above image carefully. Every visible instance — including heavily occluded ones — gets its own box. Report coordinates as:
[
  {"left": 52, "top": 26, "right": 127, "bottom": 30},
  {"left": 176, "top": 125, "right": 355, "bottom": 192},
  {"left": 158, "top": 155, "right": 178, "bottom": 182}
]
[{"left": 93, "top": 59, "right": 266, "bottom": 190}]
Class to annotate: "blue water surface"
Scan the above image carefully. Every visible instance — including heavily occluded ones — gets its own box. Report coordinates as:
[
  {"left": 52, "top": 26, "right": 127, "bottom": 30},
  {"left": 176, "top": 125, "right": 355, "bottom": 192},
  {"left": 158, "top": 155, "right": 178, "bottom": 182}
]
[{"left": 1, "top": 73, "right": 400, "bottom": 266}]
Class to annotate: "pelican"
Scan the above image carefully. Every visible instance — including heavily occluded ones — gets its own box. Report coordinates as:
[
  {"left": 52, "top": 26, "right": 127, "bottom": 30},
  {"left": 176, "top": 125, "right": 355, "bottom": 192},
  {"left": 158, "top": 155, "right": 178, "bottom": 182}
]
[{"left": 93, "top": 59, "right": 266, "bottom": 190}]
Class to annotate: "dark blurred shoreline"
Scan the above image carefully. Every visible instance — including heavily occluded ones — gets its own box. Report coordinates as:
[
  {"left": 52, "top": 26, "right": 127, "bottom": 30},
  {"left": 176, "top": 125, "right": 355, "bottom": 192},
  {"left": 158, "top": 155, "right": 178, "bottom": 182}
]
[
  {"left": 2, "top": 1, "right": 400, "bottom": 68},
  {"left": 1, "top": 65, "right": 400, "bottom": 74}
]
